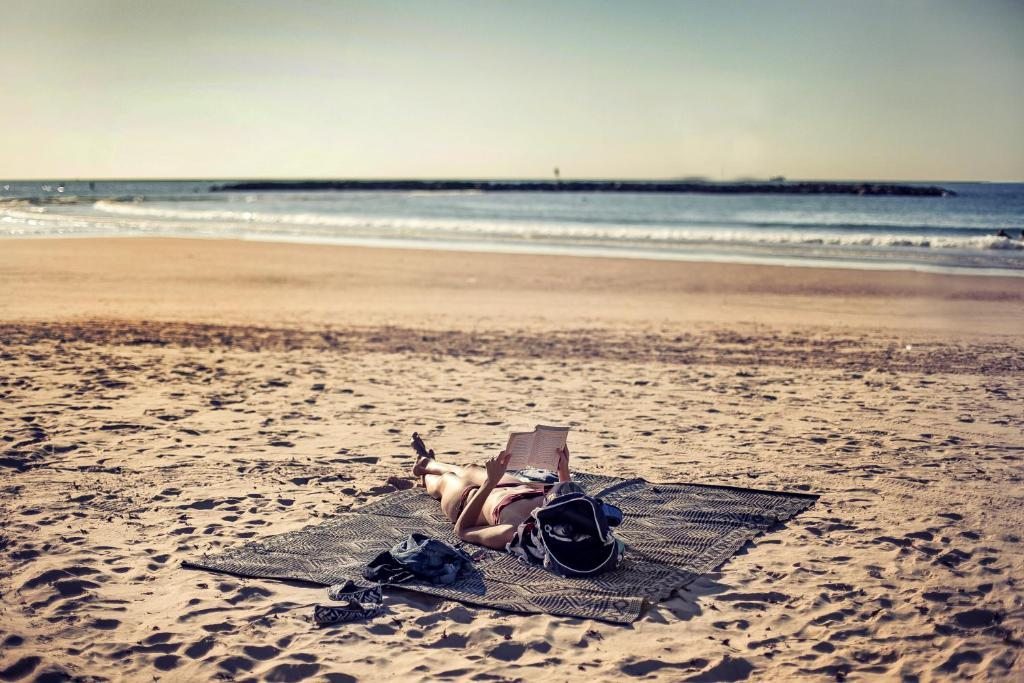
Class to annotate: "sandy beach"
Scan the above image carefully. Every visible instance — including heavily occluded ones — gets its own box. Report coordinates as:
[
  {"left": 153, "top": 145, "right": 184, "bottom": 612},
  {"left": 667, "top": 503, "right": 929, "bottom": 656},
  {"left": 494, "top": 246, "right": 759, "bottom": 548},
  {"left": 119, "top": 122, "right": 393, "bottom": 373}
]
[{"left": 1, "top": 237, "right": 1022, "bottom": 681}]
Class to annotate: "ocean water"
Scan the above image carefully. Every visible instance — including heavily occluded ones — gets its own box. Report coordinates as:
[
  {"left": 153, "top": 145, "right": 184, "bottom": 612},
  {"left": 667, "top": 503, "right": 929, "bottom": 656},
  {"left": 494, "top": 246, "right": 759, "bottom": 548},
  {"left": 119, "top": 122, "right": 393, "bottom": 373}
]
[{"left": 2, "top": 180, "right": 1023, "bottom": 275}]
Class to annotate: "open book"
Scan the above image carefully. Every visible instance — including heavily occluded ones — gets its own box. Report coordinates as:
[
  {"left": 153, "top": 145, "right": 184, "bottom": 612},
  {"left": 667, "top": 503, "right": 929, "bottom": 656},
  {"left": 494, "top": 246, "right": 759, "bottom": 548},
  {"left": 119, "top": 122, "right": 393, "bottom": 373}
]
[{"left": 504, "top": 425, "right": 570, "bottom": 472}]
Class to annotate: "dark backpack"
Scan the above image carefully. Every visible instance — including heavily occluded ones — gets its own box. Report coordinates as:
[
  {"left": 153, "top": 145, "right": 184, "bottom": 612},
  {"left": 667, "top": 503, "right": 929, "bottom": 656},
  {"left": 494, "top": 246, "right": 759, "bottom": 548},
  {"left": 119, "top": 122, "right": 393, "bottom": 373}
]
[{"left": 517, "top": 482, "right": 624, "bottom": 578}]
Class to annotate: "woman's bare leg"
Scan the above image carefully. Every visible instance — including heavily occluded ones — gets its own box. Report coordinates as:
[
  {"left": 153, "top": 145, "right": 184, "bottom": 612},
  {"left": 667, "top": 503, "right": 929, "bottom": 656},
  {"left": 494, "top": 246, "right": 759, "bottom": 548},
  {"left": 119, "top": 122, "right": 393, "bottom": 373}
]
[
  {"left": 413, "top": 456, "right": 518, "bottom": 498},
  {"left": 414, "top": 455, "right": 524, "bottom": 524},
  {"left": 423, "top": 472, "right": 446, "bottom": 499},
  {"left": 416, "top": 470, "right": 477, "bottom": 523},
  {"left": 414, "top": 458, "right": 468, "bottom": 479}
]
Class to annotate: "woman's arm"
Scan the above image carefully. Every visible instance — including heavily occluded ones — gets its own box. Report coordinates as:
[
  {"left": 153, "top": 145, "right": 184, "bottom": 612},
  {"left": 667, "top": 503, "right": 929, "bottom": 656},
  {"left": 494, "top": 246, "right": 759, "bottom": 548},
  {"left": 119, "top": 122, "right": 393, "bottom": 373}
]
[
  {"left": 453, "top": 478, "right": 496, "bottom": 538},
  {"left": 457, "top": 523, "right": 517, "bottom": 550},
  {"left": 453, "top": 450, "right": 513, "bottom": 547}
]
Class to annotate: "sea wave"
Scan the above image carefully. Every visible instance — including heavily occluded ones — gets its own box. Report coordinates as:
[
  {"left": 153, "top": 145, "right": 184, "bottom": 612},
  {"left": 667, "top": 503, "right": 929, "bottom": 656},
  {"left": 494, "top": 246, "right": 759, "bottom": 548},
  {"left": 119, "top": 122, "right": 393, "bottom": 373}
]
[
  {"left": 93, "top": 198, "right": 1017, "bottom": 233},
  {"left": 2, "top": 199, "right": 1022, "bottom": 256},
  {"left": 88, "top": 200, "right": 1024, "bottom": 251}
]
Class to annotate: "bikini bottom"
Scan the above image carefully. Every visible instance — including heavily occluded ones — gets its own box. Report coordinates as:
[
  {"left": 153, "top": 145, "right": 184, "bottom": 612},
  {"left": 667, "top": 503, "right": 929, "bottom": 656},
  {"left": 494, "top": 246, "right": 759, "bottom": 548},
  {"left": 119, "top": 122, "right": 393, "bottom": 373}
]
[
  {"left": 491, "top": 490, "right": 545, "bottom": 524},
  {"left": 455, "top": 483, "right": 546, "bottom": 524}
]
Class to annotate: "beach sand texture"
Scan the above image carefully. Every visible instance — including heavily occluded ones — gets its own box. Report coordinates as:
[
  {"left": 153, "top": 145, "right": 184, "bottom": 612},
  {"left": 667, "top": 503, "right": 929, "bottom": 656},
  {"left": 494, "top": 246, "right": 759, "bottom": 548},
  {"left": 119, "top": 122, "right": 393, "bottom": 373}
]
[{"left": 1, "top": 238, "right": 1022, "bottom": 681}]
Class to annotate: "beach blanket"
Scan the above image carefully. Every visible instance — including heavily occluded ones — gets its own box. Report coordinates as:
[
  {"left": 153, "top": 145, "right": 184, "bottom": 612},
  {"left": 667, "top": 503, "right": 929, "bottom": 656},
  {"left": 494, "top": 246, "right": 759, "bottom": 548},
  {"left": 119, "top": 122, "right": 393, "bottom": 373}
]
[{"left": 184, "top": 473, "right": 817, "bottom": 623}]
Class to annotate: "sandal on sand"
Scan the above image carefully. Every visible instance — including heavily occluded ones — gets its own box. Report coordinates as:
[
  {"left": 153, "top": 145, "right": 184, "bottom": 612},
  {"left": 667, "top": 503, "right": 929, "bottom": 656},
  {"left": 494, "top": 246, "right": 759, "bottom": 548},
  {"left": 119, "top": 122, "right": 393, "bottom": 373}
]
[
  {"left": 327, "top": 579, "right": 383, "bottom": 603},
  {"left": 314, "top": 580, "right": 385, "bottom": 626},
  {"left": 411, "top": 432, "right": 434, "bottom": 460}
]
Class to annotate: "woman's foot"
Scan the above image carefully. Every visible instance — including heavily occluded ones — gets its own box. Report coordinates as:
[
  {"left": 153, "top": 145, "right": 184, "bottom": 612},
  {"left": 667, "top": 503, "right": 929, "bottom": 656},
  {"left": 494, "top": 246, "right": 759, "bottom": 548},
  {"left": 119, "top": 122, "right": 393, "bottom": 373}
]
[
  {"left": 412, "top": 455, "right": 433, "bottom": 478},
  {"left": 411, "top": 433, "right": 436, "bottom": 486},
  {"left": 411, "top": 458, "right": 436, "bottom": 485}
]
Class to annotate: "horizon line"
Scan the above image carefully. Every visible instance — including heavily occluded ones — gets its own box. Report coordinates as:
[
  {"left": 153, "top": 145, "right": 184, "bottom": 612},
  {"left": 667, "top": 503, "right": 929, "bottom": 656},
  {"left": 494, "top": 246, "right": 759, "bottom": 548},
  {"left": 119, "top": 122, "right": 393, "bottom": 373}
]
[{"left": 2, "top": 175, "right": 1021, "bottom": 185}]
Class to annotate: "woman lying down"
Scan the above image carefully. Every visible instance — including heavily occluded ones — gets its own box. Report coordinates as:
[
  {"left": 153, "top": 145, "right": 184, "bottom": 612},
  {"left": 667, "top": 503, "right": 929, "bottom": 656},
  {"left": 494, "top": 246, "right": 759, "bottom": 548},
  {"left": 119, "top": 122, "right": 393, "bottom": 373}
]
[{"left": 411, "top": 442, "right": 624, "bottom": 577}]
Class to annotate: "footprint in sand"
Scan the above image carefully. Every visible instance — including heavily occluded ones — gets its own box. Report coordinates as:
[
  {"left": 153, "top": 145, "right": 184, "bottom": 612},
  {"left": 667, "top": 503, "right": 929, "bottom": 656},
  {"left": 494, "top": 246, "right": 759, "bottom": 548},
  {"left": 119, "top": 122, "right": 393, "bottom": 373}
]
[
  {"left": 242, "top": 645, "right": 280, "bottom": 661},
  {"left": 215, "top": 656, "right": 255, "bottom": 676},
  {"left": 88, "top": 618, "right": 121, "bottom": 630},
  {"left": 184, "top": 636, "right": 216, "bottom": 659},
  {"left": 0, "top": 656, "right": 42, "bottom": 681},
  {"left": 938, "top": 649, "right": 983, "bottom": 674},
  {"left": 952, "top": 608, "right": 1001, "bottom": 629}
]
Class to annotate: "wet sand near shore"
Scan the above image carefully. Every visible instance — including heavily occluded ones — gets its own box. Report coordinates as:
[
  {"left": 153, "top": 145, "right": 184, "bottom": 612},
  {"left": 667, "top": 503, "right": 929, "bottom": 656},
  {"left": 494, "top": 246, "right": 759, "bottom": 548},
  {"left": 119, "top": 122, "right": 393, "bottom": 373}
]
[{"left": 0, "top": 238, "right": 1022, "bottom": 681}]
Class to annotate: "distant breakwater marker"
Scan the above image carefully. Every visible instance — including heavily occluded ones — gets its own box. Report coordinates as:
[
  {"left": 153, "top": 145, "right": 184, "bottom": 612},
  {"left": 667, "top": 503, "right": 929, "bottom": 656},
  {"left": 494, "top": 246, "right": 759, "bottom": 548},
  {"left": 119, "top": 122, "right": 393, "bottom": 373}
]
[{"left": 212, "top": 180, "right": 954, "bottom": 197}]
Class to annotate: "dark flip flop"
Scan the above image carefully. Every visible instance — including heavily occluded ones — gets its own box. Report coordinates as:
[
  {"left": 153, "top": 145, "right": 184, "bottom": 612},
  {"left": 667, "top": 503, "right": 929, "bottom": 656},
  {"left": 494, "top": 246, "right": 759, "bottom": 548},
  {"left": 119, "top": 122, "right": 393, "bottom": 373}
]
[
  {"left": 327, "top": 579, "right": 383, "bottom": 603},
  {"left": 411, "top": 432, "right": 434, "bottom": 460},
  {"left": 314, "top": 580, "right": 386, "bottom": 626}
]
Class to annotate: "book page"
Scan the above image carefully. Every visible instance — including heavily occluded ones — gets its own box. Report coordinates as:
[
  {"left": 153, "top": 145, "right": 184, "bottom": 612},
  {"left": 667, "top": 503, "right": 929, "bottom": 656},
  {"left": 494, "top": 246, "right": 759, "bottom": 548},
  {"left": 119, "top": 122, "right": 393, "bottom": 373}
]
[
  {"left": 504, "top": 431, "right": 535, "bottom": 471},
  {"left": 526, "top": 424, "right": 569, "bottom": 471}
]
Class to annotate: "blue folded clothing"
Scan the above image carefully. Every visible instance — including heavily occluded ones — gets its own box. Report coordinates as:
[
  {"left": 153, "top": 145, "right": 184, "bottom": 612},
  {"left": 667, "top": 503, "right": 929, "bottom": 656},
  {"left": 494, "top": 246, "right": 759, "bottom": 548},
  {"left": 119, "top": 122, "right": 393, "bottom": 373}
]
[{"left": 363, "top": 533, "right": 474, "bottom": 585}]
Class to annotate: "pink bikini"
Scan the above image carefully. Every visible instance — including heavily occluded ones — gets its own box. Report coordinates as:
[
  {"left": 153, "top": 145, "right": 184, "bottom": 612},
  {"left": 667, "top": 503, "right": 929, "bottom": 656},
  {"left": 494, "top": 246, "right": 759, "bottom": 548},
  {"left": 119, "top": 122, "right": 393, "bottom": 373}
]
[{"left": 456, "top": 483, "right": 546, "bottom": 524}]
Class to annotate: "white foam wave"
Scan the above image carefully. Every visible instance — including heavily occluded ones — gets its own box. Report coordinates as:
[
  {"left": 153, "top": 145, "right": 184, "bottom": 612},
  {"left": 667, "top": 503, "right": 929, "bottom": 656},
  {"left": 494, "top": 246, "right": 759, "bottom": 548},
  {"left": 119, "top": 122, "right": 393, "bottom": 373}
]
[{"left": 89, "top": 200, "right": 1024, "bottom": 252}]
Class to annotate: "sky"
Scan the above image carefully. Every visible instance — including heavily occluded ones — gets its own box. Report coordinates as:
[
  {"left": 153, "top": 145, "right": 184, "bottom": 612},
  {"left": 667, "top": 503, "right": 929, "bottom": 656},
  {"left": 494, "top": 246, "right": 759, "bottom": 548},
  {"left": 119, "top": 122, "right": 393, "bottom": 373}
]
[{"left": 1, "top": 1, "right": 1022, "bottom": 181}]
